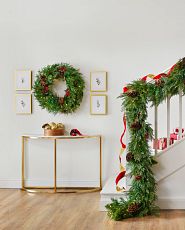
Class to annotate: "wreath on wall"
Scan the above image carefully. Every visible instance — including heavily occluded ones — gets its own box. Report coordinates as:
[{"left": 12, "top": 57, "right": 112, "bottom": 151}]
[
  {"left": 106, "top": 57, "right": 185, "bottom": 221},
  {"left": 33, "top": 63, "right": 85, "bottom": 114}
]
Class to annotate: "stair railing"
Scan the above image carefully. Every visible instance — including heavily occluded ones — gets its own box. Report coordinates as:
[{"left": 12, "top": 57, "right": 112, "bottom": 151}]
[{"left": 151, "top": 67, "right": 183, "bottom": 155}]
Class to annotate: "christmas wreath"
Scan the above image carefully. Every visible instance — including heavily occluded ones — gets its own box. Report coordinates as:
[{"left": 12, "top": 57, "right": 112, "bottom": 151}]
[{"left": 33, "top": 63, "right": 85, "bottom": 114}]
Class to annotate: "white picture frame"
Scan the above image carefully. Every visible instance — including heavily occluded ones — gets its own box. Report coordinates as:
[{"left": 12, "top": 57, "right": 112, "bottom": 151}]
[
  {"left": 15, "top": 94, "right": 32, "bottom": 114},
  {"left": 90, "top": 71, "right": 107, "bottom": 92},
  {"left": 15, "top": 70, "right": 32, "bottom": 91},
  {"left": 90, "top": 94, "right": 107, "bottom": 115}
]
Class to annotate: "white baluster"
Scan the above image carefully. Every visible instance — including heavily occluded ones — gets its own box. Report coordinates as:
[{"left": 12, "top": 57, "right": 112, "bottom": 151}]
[
  {"left": 125, "top": 113, "right": 130, "bottom": 190},
  {"left": 167, "top": 96, "right": 170, "bottom": 147},
  {"left": 154, "top": 105, "right": 158, "bottom": 155},
  {"left": 179, "top": 89, "right": 183, "bottom": 140}
]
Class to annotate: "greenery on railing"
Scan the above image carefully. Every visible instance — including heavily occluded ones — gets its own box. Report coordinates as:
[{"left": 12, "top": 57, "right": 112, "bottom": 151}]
[{"left": 106, "top": 57, "right": 185, "bottom": 220}]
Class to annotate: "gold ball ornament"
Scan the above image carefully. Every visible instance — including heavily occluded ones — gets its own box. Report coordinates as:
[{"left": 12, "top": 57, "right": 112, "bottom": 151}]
[{"left": 50, "top": 122, "right": 57, "bottom": 130}]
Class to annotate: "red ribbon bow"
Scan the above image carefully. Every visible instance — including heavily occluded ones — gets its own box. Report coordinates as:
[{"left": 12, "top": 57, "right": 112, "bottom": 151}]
[
  {"left": 70, "top": 129, "right": 83, "bottom": 136},
  {"left": 123, "top": 87, "right": 128, "bottom": 93},
  {"left": 153, "top": 73, "right": 167, "bottom": 80}
]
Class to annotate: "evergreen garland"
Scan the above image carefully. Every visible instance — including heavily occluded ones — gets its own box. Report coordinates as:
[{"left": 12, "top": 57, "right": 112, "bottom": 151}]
[
  {"left": 106, "top": 57, "right": 185, "bottom": 221},
  {"left": 33, "top": 63, "right": 85, "bottom": 114}
]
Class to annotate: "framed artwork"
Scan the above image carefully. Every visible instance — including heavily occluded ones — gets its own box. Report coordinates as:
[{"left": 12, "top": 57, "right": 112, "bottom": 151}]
[
  {"left": 15, "top": 70, "right": 32, "bottom": 91},
  {"left": 15, "top": 94, "right": 32, "bottom": 114},
  {"left": 90, "top": 94, "right": 107, "bottom": 115},
  {"left": 90, "top": 71, "right": 107, "bottom": 92}
]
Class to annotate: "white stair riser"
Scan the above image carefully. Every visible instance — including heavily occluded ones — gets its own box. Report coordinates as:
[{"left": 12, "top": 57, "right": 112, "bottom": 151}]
[{"left": 153, "top": 138, "right": 185, "bottom": 182}]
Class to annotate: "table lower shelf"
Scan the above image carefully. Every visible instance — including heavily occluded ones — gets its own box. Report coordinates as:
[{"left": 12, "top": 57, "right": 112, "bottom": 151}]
[{"left": 21, "top": 186, "right": 101, "bottom": 194}]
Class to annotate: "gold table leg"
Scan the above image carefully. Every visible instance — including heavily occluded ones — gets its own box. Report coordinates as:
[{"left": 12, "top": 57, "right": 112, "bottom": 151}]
[
  {"left": 99, "top": 136, "right": 102, "bottom": 190},
  {"left": 22, "top": 136, "right": 25, "bottom": 189}
]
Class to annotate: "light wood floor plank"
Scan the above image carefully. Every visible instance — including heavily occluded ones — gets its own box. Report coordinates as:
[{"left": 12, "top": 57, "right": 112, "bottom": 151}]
[{"left": 0, "top": 189, "right": 185, "bottom": 230}]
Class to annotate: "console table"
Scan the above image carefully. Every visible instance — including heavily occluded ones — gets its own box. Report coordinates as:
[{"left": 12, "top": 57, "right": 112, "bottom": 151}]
[{"left": 21, "top": 135, "right": 102, "bottom": 193}]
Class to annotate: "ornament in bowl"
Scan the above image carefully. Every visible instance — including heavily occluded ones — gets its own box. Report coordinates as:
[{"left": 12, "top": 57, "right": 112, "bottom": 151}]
[{"left": 42, "top": 122, "right": 65, "bottom": 136}]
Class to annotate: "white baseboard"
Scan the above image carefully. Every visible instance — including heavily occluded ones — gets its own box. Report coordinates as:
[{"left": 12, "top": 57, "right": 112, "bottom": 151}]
[
  {"left": 0, "top": 179, "right": 100, "bottom": 189},
  {"left": 0, "top": 179, "right": 21, "bottom": 188},
  {"left": 156, "top": 198, "right": 185, "bottom": 209},
  {"left": 100, "top": 197, "right": 185, "bottom": 211}
]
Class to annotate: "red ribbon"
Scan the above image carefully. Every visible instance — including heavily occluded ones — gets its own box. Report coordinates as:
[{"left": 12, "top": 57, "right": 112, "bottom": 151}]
[
  {"left": 120, "top": 115, "right": 126, "bottom": 149},
  {"left": 153, "top": 73, "right": 167, "bottom": 80},
  {"left": 141, "top": 75, "right": 148, "bottom": 81},
  {"left": 123, "top": 63, "right": 177, "bottom": 93},
  {"left": 116, "top": 171, "right": 126, "bottom": 185},
  {"left": 168, "top": 64, "right": 176, "bottom": 75},
  {"left": 115, "top": 114, "right": 127, "bottom": 188},
  {"left": 70, "top": 129, "right": 83, "bottom": 136}
]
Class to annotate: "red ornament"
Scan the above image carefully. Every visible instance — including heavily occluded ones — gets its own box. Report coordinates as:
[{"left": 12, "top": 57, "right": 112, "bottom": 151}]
[
  {"left": 43, "top": 86, "right": 49, "bottom": 94},
  {"left": 65, "top": 89, "right": 70, "bottom": 97},
  {"left": 135, "top": 175, "right": 142, "bottom": 181},
  {"left": 59, "top": 66, "right": 66, "bottom": 73},
  {"left": 174, "top": 128, "right": 184, "bottom": 134}
]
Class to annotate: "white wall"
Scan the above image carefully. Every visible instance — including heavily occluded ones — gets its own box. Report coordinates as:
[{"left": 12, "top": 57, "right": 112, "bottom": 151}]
[{"left": 0, "top": 0, "right": 185, "bottom": 188}]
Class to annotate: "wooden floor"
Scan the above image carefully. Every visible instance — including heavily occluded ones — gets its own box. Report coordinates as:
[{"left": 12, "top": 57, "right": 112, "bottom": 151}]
[{"left": 0, "top": 190, "right": 185, "bottom": 230}]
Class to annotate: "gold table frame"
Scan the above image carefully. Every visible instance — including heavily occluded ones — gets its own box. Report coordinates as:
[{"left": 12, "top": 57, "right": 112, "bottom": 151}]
[{"left": 21, "top": 135, "right": 102, "bottom": 193}]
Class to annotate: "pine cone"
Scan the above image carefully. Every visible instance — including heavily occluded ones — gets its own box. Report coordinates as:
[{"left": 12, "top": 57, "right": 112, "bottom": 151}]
[
  {"left": 40, "top": 80, "right": 46, "bottom": 87},
  {"left": 40, "top": 76, "right": 46, "bottom": 86},
  {"left": 128, "top": 203, "right": 139, "bottom": 214},
  {"left": 135, "top": 175, "right": 142, "bottom": 181},
  {"left": 40, "top": 75, "right": 46, "bottom": 81},
  {"left": 131, "top": 122, "right": 142, "bottom": 130},
  {"left": 179, "top": 57, "right": 185, "bottom": 69},
  {"left": 126, "top": 152, "right": 133, "bottom": 162},
  {"left": 145, "top": 133, "right": 149, "bottom": 140},
  {"left": 127, "top": 90, "right": 139, "bottom": 98},
  {"left": 155, "top": 79, "right": 163, "bottom": 87},
  {"left": 59, "top": 97, "right": 64, "bottom": 105}
]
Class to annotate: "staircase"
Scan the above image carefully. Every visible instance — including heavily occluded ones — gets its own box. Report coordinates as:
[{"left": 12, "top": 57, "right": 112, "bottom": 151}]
[
  {"left": 100, "top": 63, "right": 185, "bottom": 211},
  {"left": 153, "top": 138, "right": 185, "bottom": 209}
]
